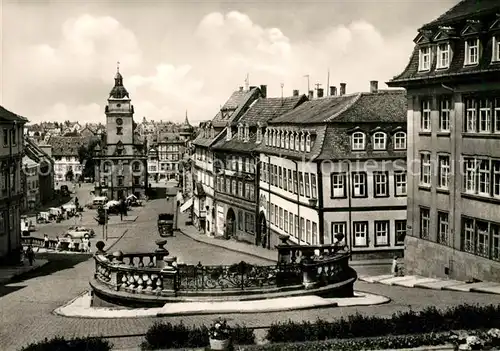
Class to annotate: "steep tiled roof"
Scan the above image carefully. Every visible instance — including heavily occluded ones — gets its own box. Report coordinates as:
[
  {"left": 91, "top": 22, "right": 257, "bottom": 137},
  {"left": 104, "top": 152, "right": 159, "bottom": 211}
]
[
  {"left": 157, "top": 132, "right": 183, "bottom": 143},
  {"left": 48, "top": 136, "right": 96, "bottom": 157},
  {"left": 269, "top": 95, "right": 358, "bottom": 124},
  {"left": 232, "top": 95, "right": 307, "bottom": 126},
  {"left": 333, "top": 90, "right": 407, "bottom": 123},
  {"left": 193, "top": 87, "right": 261, "bottom": 147},
  {"left": 389, "top": 1, "right": 500, "bottom": 84},
  {"left": 315, "top": 124, "right": 407, "bottom": 160},
  {"left": 24, "top": 137, "right": 54, "bottom": 164},
  {"left": 211, "top": 88, "right": 262, "bottom": 128},
  {"left": 269, "top": 91, "right": 405, "bottom": 125},
  {"left": 213, "top": 96, "right": 308, "bottom": 152},
  {"left": 0, "top": 106, "right": 29, "bottom": 123},
  {"left": 421, "top": 0, "right": 500, "bottom": 29}
]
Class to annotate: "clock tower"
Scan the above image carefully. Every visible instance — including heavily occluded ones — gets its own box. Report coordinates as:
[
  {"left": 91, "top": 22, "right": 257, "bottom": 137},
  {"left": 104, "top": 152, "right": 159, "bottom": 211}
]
[{"left": 94, "top": 64, "right": 148, "bottom": 200}]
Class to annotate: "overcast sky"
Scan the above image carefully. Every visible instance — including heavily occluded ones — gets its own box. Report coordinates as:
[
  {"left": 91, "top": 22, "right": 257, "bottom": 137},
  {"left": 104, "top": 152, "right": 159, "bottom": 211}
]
[{"left": 0, "top": 0, "right": 457, "bottom": 125}]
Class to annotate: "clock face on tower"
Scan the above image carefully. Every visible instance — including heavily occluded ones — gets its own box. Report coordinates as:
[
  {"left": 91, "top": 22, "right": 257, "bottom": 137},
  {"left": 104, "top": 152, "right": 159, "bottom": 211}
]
[{"left": 116, "top": 118, "right": 123, "bottom": 125}]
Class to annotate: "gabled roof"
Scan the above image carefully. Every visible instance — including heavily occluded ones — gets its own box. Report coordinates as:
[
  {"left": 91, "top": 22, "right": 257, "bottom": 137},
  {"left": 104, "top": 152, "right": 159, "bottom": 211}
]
[
  {"left": 212, "top": 95, "right": 308, "bottom": 153},
  {"left": 0, "top": 106, "right": 29, "bottom": 123},
  {"left": 193, "top": 87, "right": 261, "bottom": 147},
  {"left": 269, "top": 90, "right": 406, "bottom": 125},
  {"left": 420, "top": 0, "right": 500, "bottom": 30},
  {"left": 24, "top": 137, "right": 54, "bottom": 164}
]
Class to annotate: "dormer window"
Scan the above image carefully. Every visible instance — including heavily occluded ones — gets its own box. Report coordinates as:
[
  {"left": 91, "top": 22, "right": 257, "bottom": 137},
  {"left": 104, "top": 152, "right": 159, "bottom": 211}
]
[
  {"left": 305, "top": 133, "right": 311, "bottom": 152},
  {"left": 290, "top": 133, "right": 294, "bottom": 150},
  {"left": 244, "top": 124, "right": 249, "bottom": 141},
  {"left": 418, "top": 46, "right": 431, "bottom": 71},
  {"left": 273, "top": 130, "right": 277, "bottom": 147},
  {"left": 277, "top": 130, "right": 281, "bottom": 147},
  {"left": 300, "top": 133, "right": 305, "bottom": 152},
  {"left": 465, "top": 38, "right": 479, "bottom": 65},
  {"left": 394, "top": 132, "right": 407, "bottom": 150},
  {"left": 493, "top": 35, "right": 500, "bottom": 62},
  {"left": 256, "top": 128, "right": 262, "bottom": 144},
  {"left": 436, "top": 43, "right": 450, "bottom": 69},
  {"left": 373, "top": 132, "right": 386, "bottom": 150},
  {"left": 284, "top": 131, "right": 289, "bottom": 149},
  {"left": 295, "top": 132, "right": 300, "bottom": 151},
  {"left": 265, "top": 130, "right": 269, "bottom": 145},
  {"left": 280, "top": 130, "right": 285, "bottom": 148},
  {"left": 352, "top": 132, "right": 365, "bottom": 151},
  {"left": 238, "top": 124, "right": 243, "bottom": 140}
]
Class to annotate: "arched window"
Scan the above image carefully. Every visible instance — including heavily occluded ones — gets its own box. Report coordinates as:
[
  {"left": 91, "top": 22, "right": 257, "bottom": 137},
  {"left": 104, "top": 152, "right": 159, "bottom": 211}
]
[
  {"left": 256, "top": 127, "right": 262, "bottom": 144},
  {"left": 277, "top": 130, "right": 281, "bottom": 147},
  {"left": 265, "top": 130, "right": 269, "bottom": 145},
  {"left": 305, "top": 133, "right": 311, "bottom": 152},
  {"left": 394, "top": 132, "right": 407, "bottom": 150},
  {"left": 295, "top": 132, "right": 300, "bottom": 151},
  {"left": 280, "top": 130, "right": 285, "bottom": 148},
  {"left": 352, "top": 132, "right": 365, "bottom": 150},
  {"left": 284, "top": 131, "right": 289, "bottom": 149},
  {"left": 290, "top": 133, "right": 295, "bottom": 150},
  {"left": 300, "top": 132, "right": 305, "bottom": 151},
  {"left": 273, "top": 129, "right": 277, "bottom": 147},
  {"left": 373, "top": 132, "right": 386, "bottom": 150}
]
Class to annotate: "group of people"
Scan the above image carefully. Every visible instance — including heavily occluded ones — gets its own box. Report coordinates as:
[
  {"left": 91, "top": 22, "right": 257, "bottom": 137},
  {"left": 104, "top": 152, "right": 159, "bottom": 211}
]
[{"left": 41, "top": 233, "right": 92, "bottom": 253}]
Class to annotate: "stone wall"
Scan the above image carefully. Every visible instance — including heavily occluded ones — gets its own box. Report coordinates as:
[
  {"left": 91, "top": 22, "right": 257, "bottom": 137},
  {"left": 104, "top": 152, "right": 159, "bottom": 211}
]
[{"left": 405, "top": 236, "right": 500, "bottom": 282}]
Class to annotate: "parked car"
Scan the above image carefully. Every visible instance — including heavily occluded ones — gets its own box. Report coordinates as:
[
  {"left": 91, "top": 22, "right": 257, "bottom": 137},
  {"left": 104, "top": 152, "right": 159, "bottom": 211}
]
[{"left": 65, "top": 226, "right": 95, "bottom": 239}]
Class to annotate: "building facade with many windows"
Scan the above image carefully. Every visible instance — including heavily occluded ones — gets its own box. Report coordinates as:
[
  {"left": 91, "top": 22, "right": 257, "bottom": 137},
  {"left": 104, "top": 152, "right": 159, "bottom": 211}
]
[
  {"left": 211, "top": 93, "right": 307, "bottom": 245},
  {"left": 388, "top": 0, "right": 500, "bottom": 280},
  {"left": 258, "top": 84, "right": 408, "bottom": 257},
  {"left": 0, "top": 106, "right": 28, "bottom": 264},
  {"left": 190, "top": 86, "right": 262, "bottom": 232}
]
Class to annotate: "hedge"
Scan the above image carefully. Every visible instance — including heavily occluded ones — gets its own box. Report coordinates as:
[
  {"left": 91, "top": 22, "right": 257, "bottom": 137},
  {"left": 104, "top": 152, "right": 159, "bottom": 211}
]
[
  {"left": 266, "top": 304, "right": 500, "bottom": 343},
  {"left": 141, "top": 322, "right": 255, "bottom": 350},
  {"left": 239, "top": 332, "right": 453, "bottom": 351},
  {"left": 20, "top": 336, "right": 112, "bottom": 351}
]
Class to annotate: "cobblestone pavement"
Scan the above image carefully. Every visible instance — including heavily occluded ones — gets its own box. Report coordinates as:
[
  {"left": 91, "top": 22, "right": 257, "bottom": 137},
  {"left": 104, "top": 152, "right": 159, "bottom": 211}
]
[{"left": 3, "top": 197, "right": 500, "bottom": 350}]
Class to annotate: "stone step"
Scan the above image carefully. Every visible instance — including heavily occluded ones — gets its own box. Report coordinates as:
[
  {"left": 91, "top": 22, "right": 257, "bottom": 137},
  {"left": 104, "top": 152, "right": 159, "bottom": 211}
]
[
  {"left": 471, "top": 284, "right": 500, "bottom": 295},
  {"left": 378, "top": 275, "right": 418, "bottom": 286},
  {"left": 414, "top": 279, "right": 464, "bottom": 290},
  {"left": 359, "top": 274, "right": 394, "bottom": 283},
  {"left": 443, "top": 281, "right": 500, "bottom": 292},
  {"left": 393, "top": 276, "right": 440, "bottom": 288}
]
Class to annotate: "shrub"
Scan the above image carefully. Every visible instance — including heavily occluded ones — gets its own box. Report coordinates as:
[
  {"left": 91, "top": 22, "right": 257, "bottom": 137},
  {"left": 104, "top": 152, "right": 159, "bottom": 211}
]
[
  {"left": 141, "top": 321, "right": 255, "bottom": 349},
  {"left": 141, "top": 322, "right": 208, "bottom": 350},
  {"left": 239, "top": 332, "right": 452, "bottom": 351},
  {"left": 20, "top": 336, "right": 112, "bottom": 351},
  {"left": 266, "top": 304, "right": 500, "bottom": 343}
]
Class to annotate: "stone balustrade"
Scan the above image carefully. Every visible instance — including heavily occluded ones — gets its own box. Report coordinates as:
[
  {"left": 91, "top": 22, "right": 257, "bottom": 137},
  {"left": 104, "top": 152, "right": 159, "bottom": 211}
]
[{"left": 92, "top": 237, "right": 356, "bottom": 300}]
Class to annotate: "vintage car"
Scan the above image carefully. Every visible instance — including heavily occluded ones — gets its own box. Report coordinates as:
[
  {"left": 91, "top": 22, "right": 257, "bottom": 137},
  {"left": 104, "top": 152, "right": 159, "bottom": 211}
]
[{"left": 158, "top": 213, "right": 174, "bottom": 237}]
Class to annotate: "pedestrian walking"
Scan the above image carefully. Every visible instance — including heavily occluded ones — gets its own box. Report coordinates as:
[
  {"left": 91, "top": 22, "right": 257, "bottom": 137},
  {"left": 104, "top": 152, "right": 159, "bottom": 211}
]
[
  {"left": 391, "top": 256, "right": 399, "bottom": 276},
  {"left": 26, "top": 245, "right": 35, "bottom": 266},
  {"left": 68, "top": 238, "right": 75, "bottom": 252},
  {"left": 43, "top": 234, "right": 49, "bottom": 249},
  {"left": 55, "top": 236, "right": 61, "bottom": 251}
]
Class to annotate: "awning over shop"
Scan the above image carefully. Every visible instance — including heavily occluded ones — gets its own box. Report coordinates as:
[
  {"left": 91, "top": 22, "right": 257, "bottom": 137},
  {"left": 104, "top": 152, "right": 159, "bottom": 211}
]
[{"left": 180, "top": 197, "right": 193, "bottom": 213}]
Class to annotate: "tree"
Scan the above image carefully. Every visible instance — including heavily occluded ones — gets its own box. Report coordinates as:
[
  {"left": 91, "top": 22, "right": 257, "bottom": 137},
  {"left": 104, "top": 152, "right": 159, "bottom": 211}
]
[{"left": 78, "top": 138, "right": 100, "bottom": 180}]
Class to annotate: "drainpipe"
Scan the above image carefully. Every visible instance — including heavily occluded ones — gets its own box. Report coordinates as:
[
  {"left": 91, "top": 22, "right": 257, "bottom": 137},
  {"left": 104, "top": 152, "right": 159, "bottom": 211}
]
[
  {"left": 317, "top": 162, "right": 324, "bottom": 245},
  {"left": 290, "top": 159, "right": 300, "bottom": 245},
  {"left": 267, "top": 154, "right": 272, "bottom": 249},
  {"left": 347, "top": 160, "right": 353, "bottom": 257}
]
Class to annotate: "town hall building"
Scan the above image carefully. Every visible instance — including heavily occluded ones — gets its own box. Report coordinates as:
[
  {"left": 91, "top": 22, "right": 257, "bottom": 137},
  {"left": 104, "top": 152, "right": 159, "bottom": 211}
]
[{"left": 94, "top": 66, "right": 148, "bottom": 200}]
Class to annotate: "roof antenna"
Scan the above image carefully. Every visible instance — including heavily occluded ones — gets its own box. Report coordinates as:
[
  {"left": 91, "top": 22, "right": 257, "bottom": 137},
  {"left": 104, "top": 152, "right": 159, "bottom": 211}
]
[{"left": 117, "top": 61, "right": 120, "bottom": 73}]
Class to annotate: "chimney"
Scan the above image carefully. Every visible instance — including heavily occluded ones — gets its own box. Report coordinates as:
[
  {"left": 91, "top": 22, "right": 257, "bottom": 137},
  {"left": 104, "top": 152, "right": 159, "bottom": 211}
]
[
  {"left": 340, "top": 83, "right": 346, "bottom": 96},
  {"left": 308, "top": 90, "right": 314, "bottom": 99},
  {"left": 370, "top": 80, "right": 378, "bottom": 93},
  {"left": 260, "top": 85, "right": 267, "bottom": 98},
  {"left": 293, "top": 89, "right": 299, "bottom": 97},
  {"left": 317, "top": 88, "right": 324, "bottom": 98},
  {"left": 330, "top": 86, "right": 337, "bottom": 96},
  {"left": 239, "top": 86, "right": 243, "bottom": 92}
]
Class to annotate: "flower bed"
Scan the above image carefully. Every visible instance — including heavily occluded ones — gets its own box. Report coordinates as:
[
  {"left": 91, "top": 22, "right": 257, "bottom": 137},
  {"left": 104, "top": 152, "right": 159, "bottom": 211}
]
[
  {"left": 140, "top": 321, "right": 255, "bottom": 350},
  {"left": 266, "top": 304, "right": 500, "bottom": 343}
]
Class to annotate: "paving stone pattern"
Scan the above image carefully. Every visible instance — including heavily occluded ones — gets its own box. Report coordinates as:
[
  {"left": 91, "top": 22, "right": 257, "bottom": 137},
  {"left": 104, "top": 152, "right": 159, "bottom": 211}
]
[{"left": 2, "top": 197, "right": 500, "bottom": 350}]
